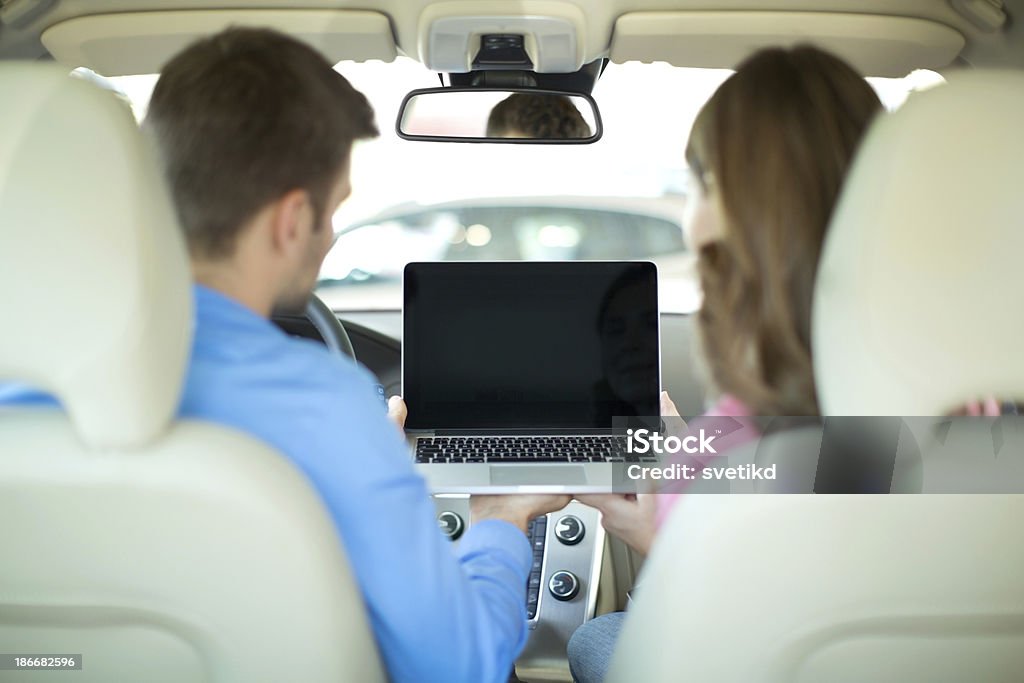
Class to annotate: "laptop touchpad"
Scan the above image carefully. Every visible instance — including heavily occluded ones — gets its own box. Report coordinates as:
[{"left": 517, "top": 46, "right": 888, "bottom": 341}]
[{"left": 490, "top": 465, "right": 587, "bottom": 486}]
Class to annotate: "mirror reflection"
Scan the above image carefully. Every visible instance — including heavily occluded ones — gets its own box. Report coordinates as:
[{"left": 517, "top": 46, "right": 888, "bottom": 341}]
[
  {"left": 486, "top": 93, "right": 593, "bottom": 139},
  {"left": 398, "top": 90, "right": 600, "bottom": 142}
]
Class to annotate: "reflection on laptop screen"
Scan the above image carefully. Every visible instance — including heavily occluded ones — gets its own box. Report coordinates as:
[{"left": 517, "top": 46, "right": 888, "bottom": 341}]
[{"left": 404, "top": 262, "right": 659, "bottom": 430}]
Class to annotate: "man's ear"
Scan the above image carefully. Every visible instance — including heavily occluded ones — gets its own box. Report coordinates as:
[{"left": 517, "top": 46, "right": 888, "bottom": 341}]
[{"left": 268, "top": 188, "right": 313, "bottom": 257}]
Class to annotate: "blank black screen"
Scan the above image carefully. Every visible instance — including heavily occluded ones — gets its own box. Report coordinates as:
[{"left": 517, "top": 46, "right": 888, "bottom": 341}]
[{"left": 403, "top": 262, "right": 660, "bottom": 430}]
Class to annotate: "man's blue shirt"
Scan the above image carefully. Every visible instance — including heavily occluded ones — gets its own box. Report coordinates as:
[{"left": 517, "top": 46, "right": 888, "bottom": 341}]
[{"left": 2, "top": 284, "right": 532, "bottom": 683}]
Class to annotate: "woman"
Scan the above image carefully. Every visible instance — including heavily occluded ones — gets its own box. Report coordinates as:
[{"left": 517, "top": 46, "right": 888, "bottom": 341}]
[{"left": 567, "top": 44, "right": 883, "bottom": 683}]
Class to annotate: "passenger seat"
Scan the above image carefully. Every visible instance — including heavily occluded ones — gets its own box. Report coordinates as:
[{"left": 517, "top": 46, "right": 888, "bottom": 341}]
[{"left": 605, "top": 70, "right": 1024, "bottom": 682}]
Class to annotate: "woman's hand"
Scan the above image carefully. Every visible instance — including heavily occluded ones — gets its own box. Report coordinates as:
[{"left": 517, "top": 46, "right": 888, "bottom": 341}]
[
  {"left": 963, "top": 397, "right": 1001, "bottom": 416},
  {"left": 661, "top": 390, "right": 680, "bottom": 417},
  {"left": 575, "top": 493, "right": 657, "bottom": 556},
  {"left": 575, "top": 392, "right": 678, "bottom": 554}
]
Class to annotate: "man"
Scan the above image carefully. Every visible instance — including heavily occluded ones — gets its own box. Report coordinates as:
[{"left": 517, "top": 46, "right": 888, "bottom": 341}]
[
  {"left": 10, "top": 28, "right": 569, "bottom": 682},
  {"left": 486, "top": 93, "right": 593, "bottom": 139}
]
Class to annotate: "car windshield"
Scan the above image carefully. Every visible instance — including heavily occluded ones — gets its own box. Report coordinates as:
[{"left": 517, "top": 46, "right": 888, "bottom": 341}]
[{"left": 107, "top": 60, "right": 941, "bottom": 313}]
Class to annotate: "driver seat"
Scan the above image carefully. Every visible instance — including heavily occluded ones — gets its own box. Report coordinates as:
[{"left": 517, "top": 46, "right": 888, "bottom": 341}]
[{"left": 0, "top": 64, "right": 384, "bottom": 682}]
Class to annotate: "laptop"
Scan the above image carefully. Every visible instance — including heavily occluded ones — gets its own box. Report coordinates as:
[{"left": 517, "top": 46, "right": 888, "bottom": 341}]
[{"left": 403, "top": 261, "right": 661, "bottom": 493}]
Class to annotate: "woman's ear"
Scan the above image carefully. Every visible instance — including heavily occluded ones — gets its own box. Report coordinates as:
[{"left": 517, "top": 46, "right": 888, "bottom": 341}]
[{"left": 683, "top": 187, "right": 725, "bottom": 252}]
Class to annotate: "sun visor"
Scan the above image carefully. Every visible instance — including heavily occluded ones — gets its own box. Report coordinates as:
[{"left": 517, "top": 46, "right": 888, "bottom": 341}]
[
  {"left": 41, "top": 9, "right": 397, "bottom": 76},
  {"left": 609, "top": 11, "right": 965, "bottom": 77}
]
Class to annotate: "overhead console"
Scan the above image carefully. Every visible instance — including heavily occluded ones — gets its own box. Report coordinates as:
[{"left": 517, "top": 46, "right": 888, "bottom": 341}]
[
  {"left": 40, "top": 9, "right": 397, "bottom": 75},
  {"left": 609, "top": 11, "right": 966, "bottom": 77},
  {"left": 417, "top": 0, "right": 587, "bottom": 73}
]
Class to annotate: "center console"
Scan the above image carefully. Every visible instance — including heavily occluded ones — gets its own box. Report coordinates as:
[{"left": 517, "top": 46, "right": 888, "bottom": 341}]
[{"left": 433, "top": 496, "right": 605, "bottom": 680}]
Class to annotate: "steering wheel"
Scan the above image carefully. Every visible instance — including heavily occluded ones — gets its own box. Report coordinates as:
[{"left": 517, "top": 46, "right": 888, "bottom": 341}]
[{"left": 304, "top": 293, "right": 356, "bottom": 360}]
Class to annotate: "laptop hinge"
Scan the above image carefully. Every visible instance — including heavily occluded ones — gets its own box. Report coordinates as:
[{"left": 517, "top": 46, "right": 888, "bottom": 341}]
[{"left": 430, "top": 428, "right": 616, "bottom": 436}]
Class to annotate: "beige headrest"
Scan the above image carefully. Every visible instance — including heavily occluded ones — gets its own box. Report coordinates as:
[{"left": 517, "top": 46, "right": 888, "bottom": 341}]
[
  {"left": 0, "top": 63, "right": 191, "bottom": 447},
  {"left": 814, "top": 70, "right": 1024, "bottom": 416}
]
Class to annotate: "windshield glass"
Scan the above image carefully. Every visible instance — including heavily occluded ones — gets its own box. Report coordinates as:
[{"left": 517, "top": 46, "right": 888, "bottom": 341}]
[{"left": 106, "top": 61, "right": 942, "bottom": 313}]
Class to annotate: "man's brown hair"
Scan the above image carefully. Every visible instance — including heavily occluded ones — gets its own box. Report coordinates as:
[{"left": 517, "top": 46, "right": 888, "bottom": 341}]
[
  {"left": 145, "top": 27, "right": 379, "bottom": 259},
  {"left": 688, "top": 45, "right": 882, "bottom": 416},
  {"left": 486, "top": 93, "right": 592, "bottom": 139}
]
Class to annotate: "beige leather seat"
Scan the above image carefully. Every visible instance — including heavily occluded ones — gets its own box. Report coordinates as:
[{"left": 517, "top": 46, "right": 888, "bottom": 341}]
[
  {"left": 607, "top": 71, "right": 1024, "bottom": 682},
  {"left": 0, "top": 64, "right": 384, "bottom": 683}
]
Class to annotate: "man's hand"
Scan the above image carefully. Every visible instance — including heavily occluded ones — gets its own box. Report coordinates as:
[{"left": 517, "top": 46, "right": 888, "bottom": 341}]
[
  {"left": 388, "top": 395, "right": 407, "bottom": 432},
  {"left": 471, "top": 494, "right": 572, "bottom": 533},
  {"left": 575, "top": 493, "right": 657, "bottom": 556}
]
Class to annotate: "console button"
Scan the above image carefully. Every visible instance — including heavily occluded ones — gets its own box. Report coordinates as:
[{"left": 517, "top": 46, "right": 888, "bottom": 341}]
[
  {"left": 437, "top": 511, "right": 464, "bottom": 541},
  {"left": 554, "top": 514, "right": 585, "bottom": 545},
  {"left": 548, "top": 571, "right": 580, "bottom": 601}
]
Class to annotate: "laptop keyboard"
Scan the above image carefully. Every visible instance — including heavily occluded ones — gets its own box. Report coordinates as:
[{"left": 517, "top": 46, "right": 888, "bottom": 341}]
[{"left": 414, "top": 435, "right": 654, "bottom": 463}]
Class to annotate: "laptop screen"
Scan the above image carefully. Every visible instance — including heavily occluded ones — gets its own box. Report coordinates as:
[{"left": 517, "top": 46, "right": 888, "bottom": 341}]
[{"left": 403, "top": 261, "right": 660, "bottom": 431}]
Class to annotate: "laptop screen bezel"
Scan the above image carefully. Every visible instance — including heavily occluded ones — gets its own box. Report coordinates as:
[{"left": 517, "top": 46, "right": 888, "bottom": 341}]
[{"left": 401, "top": 260, "right": 662, "bottom": 434}]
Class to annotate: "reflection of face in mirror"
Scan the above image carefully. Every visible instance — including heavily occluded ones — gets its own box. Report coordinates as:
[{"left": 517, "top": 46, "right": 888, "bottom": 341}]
[
  {"left": 486, "top": 94, "right": 593, "bottom": 139},
  {"left": 593, "top": 272, "right": 659, "bottom": 421}
]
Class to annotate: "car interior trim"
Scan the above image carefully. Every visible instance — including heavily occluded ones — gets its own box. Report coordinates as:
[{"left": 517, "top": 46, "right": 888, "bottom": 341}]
[
  {"left": 610, "top": 11, "right": 966, "bottom": 77},
  {"left": 40, "top": 9, "right": 397, "bottom": 76}
]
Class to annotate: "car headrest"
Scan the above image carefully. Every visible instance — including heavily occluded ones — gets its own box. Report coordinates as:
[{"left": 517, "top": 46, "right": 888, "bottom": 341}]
[
  {"left": 813, "top": 70, "right": 1024, "bottom": 416},
  {"left": 0, "top": 63, "right": 191, "bottom": 448}
]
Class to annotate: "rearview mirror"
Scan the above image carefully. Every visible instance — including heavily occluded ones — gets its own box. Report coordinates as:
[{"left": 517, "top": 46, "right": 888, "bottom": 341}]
[{"left": 396, "top": 88, "right": 602, "bottom": 144}]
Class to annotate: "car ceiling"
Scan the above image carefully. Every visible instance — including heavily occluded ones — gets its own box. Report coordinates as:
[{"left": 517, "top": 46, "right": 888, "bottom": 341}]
[{"left": 0, "top": 0, "right": 1022, "bottom": 72}]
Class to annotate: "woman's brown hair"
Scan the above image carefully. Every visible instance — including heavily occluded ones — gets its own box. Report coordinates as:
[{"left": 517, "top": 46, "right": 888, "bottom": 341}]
[{"left": 688, "top": 45, "right": 882, "bottom": 416}]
